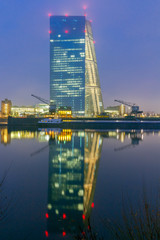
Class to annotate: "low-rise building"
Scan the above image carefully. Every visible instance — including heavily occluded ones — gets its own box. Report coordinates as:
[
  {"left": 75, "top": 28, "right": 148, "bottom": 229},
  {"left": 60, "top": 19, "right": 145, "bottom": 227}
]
[
  {"left": 104, "top": 105, "right": 125, "bottom": 117},
  {"left": 1, "top": 99, "right": 12, "bottom": 117},
  {"left": 57, "top": 106, "right": 72, "bottom": 118},
  {"left": 11, "top": 106, "right": 35, "bottom": 117},
  {"left": 11, "top": 104, "right": 49, "bottom": 117}
]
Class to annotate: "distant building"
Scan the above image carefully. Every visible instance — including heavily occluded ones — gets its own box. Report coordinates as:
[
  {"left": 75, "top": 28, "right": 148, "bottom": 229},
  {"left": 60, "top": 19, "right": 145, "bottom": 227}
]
[
  {"left": 1, "top": 99, "right": 12, "bottom": 117},
  {"left": 57, "top": 106, "right": 72, "bottom": 118},
  {"left": 11, "top": 106, "right": 35, "bottom": 116},
  {"left": 50, "top": 15, "right": 104, "bottom": 117},
  {"left": 119, "top": 104, "right": 125, "bottom": 116},
  {"left": 104, "top": 104, "right": 125, "bottom": 117},
  {"left": 11, "top": 104, "right": 49, "bottom": 117},
  {"left": 35, "top": 103, "right": 49, "bottom": 115}
]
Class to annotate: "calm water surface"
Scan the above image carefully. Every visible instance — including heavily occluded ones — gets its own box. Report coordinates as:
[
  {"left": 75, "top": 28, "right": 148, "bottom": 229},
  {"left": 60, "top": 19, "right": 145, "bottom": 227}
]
[{"left": 0, "top": 128, "right": 160, "bottom": 239}]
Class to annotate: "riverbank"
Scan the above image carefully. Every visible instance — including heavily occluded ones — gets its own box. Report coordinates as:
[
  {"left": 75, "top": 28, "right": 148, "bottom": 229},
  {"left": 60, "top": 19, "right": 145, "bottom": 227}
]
[{"left": 7, "top": 116, "right": 160, "bottom": 130}]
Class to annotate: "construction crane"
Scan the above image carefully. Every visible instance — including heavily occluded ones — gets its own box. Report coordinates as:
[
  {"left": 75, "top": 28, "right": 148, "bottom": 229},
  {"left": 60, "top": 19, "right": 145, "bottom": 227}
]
[
  {"left": 31, "top": 94, "right": 56, "bottom": 113},
  {"left": 114, "top": 99, "right": 143, "bottom": 114},
  {"left": 31, "top": 94, "right": 49, "bottom": 105}
]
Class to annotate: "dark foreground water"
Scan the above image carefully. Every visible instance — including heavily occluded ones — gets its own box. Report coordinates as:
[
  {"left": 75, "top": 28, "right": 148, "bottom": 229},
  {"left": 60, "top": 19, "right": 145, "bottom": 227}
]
[{"left": 0, "top": 128, "right": 160, "bottom": 239}]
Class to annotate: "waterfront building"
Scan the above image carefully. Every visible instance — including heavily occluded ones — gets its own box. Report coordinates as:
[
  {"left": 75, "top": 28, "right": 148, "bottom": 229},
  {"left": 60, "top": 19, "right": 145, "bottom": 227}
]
[
  {"left": 35, "top": 103, "right": 49, "bottom": 115},
  {"left": 104, "top": 104, "right": 125, "bottom": 117},
  {"left": 11, "top": 106, "right": 35, "bottom": 117},
  {"left": 119, "top": 104, "right": 125, "bottom": 116},
  {"left": 1, "top": 99, "right": 12, "bottom": 117},
  {"left": 57, "top": 106, "right": 72, "bottom": 118},
  {"left": 50, "top": 16, "right": 104, "bottom": 116},
  {"left": 11, "top": 104, "right": 49, "bottom": 117}
]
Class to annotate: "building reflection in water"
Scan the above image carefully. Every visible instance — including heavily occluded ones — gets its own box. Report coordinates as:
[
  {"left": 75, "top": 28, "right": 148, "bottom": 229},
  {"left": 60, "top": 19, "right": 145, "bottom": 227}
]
[
  {"left": 1, "top": 128, "right": 11, "bottom": 145},
  {"left": 0, "top": 127, "right": 155, "bottom": 237},
  {"left": 46, "top": 129, "right": 103, "bottom": 237}
]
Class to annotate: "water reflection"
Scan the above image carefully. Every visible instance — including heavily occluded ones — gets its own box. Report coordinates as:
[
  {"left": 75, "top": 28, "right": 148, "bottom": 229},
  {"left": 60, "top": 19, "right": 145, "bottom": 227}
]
[
  {"left": 1, "top": 128, "right": 11, "bottom": 145},
  {"left": 47, "top": 130, "right": 103, "bottom": 237},
  {"left": 0, "top": 128, "right": 160, "bottom": 239}
]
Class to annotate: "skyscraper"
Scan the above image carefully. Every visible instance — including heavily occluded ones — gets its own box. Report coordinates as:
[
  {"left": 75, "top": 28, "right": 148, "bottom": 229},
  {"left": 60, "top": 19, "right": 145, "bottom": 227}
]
[{"left": 50, "top": 16, "right": 104, "bottom": 116}]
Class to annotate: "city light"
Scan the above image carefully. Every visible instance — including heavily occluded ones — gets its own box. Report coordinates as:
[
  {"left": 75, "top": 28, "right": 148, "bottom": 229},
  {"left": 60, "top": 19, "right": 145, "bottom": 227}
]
[
  {"left": 45, "top": 231, "right": 49, "bottom": 237},
  {"left": 83, "top": 5, "right": 87, "bottom": 10}
]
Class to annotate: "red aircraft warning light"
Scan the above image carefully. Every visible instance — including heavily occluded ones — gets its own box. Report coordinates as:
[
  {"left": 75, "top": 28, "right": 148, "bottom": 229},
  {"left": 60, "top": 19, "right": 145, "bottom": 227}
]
[
  {"left": 45, "top": 231, "right": 49, "bottom": 237},
  {"left": 48, "top": 13, "right": 52, "bottom": 17},
  {"left": 63, "top": 213, "right": 66, "bottom": 219},
  {"left": 91, "top": 202, "right": 94, "bottom": 208},
  {"left": 45, "top": 213, "right": 49, "bottom": 218},
  {"left": 48, "top": 30, "right": 52, "bottom": 34},
  {"left": 62, "top": 231, "right": 66, "bottom": 236},
  {"left": 83, "top": 5, "right": 87, "bottom": 10},
  {"left": 65, "top": 30, "right": 69, "bottom": 34},
  {"left": 82, "top": 214, "right": 85, "bottom": 220},
  {"left": 65, "top": 13, "right": 69, "bottom": 17}
]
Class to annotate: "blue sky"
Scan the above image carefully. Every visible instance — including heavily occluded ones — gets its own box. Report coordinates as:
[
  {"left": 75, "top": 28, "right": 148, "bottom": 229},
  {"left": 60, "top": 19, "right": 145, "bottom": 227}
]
[{"left": 0, "top": 0, "right": 160, "bottom": 112}]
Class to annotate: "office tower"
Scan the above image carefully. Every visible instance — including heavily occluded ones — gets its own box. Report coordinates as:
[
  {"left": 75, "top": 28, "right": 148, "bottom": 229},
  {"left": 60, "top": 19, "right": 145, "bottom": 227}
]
[{"left": 50, "top": 16, "right": 104, "bottom": 116}]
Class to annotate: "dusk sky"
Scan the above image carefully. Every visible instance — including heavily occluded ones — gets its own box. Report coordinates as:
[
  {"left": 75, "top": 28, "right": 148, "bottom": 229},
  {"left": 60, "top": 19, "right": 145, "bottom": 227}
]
[{"left": 0, "top": 0, "right": 160, "bottom": 112}]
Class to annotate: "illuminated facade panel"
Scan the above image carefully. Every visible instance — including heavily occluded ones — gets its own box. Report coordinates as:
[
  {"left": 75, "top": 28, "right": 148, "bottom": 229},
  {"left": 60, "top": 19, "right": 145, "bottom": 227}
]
[
  {"left": 1, "top": 99, "right": 12, "bottom": 117},
  {"left": 85, "top": 20, "right": 104, "bottom": 116},
  {"left": 50, "top": 16, "right": 104, "bottom": 116}
]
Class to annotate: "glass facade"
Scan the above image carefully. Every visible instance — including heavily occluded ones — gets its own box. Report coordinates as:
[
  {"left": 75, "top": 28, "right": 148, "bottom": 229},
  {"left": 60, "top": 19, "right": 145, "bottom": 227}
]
[
  {"left": 85, "top": 20, "right": 104, "bottom": 116},
  {"left": 50, "top": 16, "right": 104, "bottom": 116},
  {"left": 50, "top": 16, "right": 85, "bottom": 116}
]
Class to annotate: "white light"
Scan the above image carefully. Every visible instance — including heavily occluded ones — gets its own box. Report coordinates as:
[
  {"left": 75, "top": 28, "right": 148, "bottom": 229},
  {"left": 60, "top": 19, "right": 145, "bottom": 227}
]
[
  {"left": 47, "top": 204, "right": 52, "bottom": 210},
  {"left": 78, "top": 204, "right": 83, "bottom": 211},
  {"left": 55, "top": 209, "right": 59, "bottom": 215},
  {"left": 45, "top": 135, "right": 50, "bottom": 141},
  {"left": 55, "top": 183, "right": 59, "bottom": 188},
  {"left": 69, "top": 189, "right": 74, "bottom": 193},
  {"left": 78, "top": 189, "right": 84, "bottom": 196}
]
